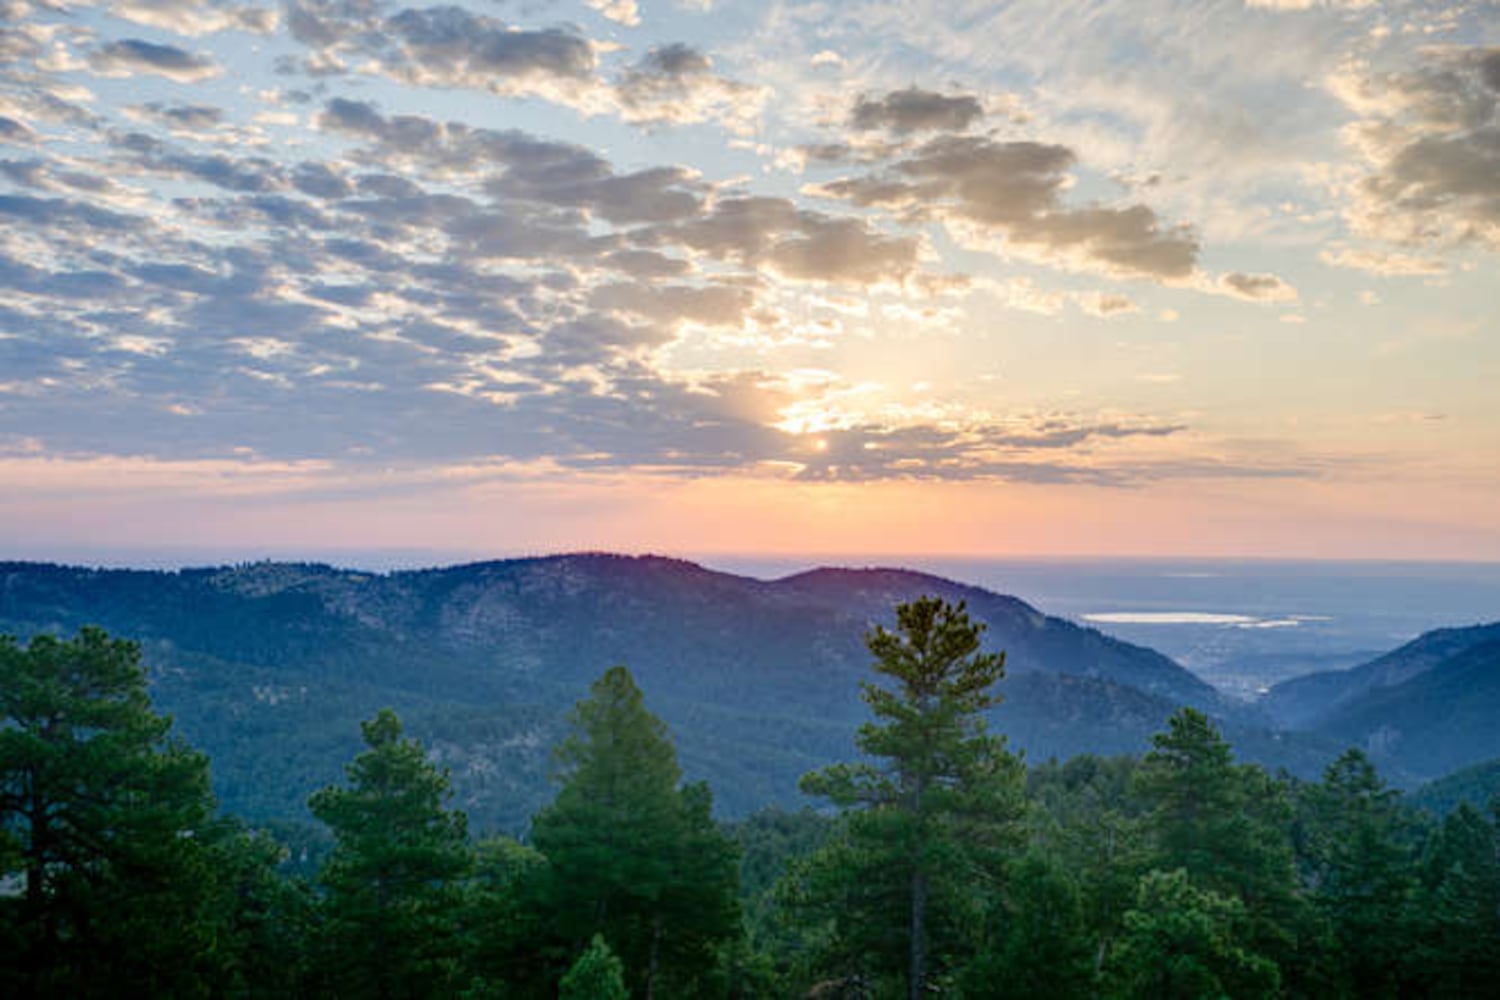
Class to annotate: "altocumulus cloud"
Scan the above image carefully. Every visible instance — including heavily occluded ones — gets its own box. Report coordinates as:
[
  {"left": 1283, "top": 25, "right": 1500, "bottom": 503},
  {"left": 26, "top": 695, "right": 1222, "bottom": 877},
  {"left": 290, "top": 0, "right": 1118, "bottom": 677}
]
[
  {"left": 107, "top": 0, "right": 280, "bottom": 37},
  {"left": 850, "top": 87, "right": 986, "bottom": 134},
  {"left": 89, "top": 38, "right": 222, "bottom": 81},
  {"left": 1331, "top": 45, "right": 1500, "bottom": 252},
  {"left": 812, "top": 128, "right": 1200, "bottom": 282},
  {"left": 0, "top": 0, "right": 1424, "bottom": 497},
  {"left": 615, "top": 43, "right": 767, "bottom": 134}
]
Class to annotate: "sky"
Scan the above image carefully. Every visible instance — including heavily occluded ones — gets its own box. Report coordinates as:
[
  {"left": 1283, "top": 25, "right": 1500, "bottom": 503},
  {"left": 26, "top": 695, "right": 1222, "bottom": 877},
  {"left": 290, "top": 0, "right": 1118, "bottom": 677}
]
[{"left": 1, "top": 0, "right": 1498, "bottom": 565}]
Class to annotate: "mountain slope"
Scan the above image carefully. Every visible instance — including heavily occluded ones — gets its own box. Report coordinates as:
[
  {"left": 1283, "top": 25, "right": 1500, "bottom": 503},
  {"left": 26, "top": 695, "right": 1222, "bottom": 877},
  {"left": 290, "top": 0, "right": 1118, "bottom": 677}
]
[
  {"left": 1262, "top": 622, "right": 1500, "bottom": 728},
  {"left": 1407, "top": 759, "right": 1500, "bottom": 817},
  {"left": 772, "top": 567, "right": 1225, "bottom": 711},
  {"left": 1316, "top": 640, "right": 1500, "bottom": 780},
  {"left": 0, "top": 555, "right": 1331, "bottom": 829}
]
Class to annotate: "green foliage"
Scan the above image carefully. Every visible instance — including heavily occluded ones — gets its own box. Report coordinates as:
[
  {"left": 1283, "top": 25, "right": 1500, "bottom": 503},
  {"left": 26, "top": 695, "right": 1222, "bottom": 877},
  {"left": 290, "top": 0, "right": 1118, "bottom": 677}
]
[
  {"left": 1296, "top": 748, "right": 1419, "bottom": 996},
  {"left": 1026, "top": 754, "right": 1150, "bottom": 981},
  {"left": 732, "top": 805, "right": 835, "bottom": 903},
  {"left": 201, "top": 819, "right": 319, "bottom": 997},
  {"left": 959, "top": 849, "right": 1094, "bottom": 997},
  {"left": 309, "top": 708, "right": 472, "bottom": 999},
  {"left": 1131, "top": 708, "right": 1307, "bottom": 986},
  {"left": 730, "top": 804, "right": 835, "bottom": 981},
  {"left": 461, "top": 835, "right": 556, "bottom": 998},
  {"left": 7, "top": 603, "right": 1500, "bottom": 1000},
  {"left": 560, "top": 934, "right": 629, "bottom": 1000},
  {"left": 1111, "top": 868, "right": 1280, "bottom": 999},
  {"left": 794, "top": 597, "right": 1027, "bottom": 997},
  {"left": 1412, "top": 801, "right": 1500, "bottom": 996},
  {"left": 0, "top": 628, "right": 224, "bottom": 998},
  {"left": 530, "top": 665, "right": 741, "bottom": 998}
]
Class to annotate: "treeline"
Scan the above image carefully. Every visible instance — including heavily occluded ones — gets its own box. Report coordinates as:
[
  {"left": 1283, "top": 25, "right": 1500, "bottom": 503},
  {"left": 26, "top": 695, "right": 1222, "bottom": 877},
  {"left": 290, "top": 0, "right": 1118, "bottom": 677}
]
[{"left": 3, "top": 603, "right": 1499, "bottom": 998}]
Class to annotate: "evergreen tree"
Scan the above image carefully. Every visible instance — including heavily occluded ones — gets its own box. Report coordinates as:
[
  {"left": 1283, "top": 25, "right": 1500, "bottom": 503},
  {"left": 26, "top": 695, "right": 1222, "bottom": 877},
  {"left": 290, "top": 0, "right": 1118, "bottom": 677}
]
[
  {"left": 795, "top": 597, "right": 1026, "bottom": 999},
  {"left": 1130, "top": 709, "right": 1303, "bottom": 989},
  {"left": 0, "top": 628, "right": 223, "bottom": 998},
  {"left": 1299, "top": 749, "right": 1416, "bottom": 997},
  {"left": 309, "top": 709, "right": 472, "bottom": 999},
  {"left": 560, "top": 934, "right": 629, "bottom": 1000},
  {"left": 530, "top": 666, "right": 740, "bottom": 999},
  {"left": 202, "top": 820, "right": 319, "bottom": 998},
  {"left": 958, "top": 849, "right": 1094, "bottom": 997},
  {"left": 1111, "top": 868, "right": 1280, "bottom": 1000},
  {"left": 462, "top": 836, "right": 556, "bottom": 999},
  {"left": 1026, "top": 754, "right": 1149, "bottom": 982},
  {"left": 1415, "top": 801, "right": 1500, "bottom": 997}
]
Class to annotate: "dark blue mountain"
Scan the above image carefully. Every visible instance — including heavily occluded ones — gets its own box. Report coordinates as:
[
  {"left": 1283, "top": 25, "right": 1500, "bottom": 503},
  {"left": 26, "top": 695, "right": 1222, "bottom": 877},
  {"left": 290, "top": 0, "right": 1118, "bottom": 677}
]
[
  {"left": 1263, "top": 622, "right": 1500, "bottom": 728},
  {"left": 0, "top": 555, "right": 1336, "bottom": 830}
]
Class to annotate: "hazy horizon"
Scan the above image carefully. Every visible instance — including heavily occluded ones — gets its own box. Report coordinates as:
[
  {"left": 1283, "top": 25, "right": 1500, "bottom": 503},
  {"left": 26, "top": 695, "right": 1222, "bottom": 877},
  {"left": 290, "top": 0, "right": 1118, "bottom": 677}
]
[{"left": 7, "top": 543, "right": 1500, "bottom": 574}]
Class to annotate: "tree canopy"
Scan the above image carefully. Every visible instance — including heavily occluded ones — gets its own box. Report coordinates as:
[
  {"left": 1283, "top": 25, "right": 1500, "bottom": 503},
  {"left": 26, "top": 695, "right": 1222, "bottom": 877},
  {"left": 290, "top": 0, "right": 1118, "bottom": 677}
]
[{"left": 4, "top": 618, "right": 1500, "bottom": 999}]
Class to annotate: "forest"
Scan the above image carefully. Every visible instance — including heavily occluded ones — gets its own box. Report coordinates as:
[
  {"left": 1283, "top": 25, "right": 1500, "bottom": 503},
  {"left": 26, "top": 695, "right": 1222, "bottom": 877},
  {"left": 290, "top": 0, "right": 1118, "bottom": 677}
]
[{"left": 3, "top": 598, "right": 1499, "bottom": 999}]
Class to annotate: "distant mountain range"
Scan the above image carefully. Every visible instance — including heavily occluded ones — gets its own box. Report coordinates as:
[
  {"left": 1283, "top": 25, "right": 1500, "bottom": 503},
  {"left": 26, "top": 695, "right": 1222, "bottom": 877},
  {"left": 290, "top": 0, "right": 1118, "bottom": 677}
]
[
  {"left": 1408, "top": 759, "right": 1500, "bottom": 816},
  {"left": 1262, "top": 623, "right": 1500, "bottom": 726},
  {"left": 1, "top": 555, "right": 1493, "bottom": 830},
  {"left": 1263, "top": 623, "right": 1500, "bottom": 779}
]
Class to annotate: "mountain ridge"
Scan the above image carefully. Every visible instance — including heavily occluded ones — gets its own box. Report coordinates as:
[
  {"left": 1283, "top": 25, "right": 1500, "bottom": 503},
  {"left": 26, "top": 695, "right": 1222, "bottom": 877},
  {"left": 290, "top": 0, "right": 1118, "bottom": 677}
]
[
  {"left": 1263, "top": 622, "right": 1500, "bottom": 728},
  {"left": 0, "top": 554, "right": 1338, "bottom": 828},
  {"left": 1316, "top": 639, "right": 1500, "bottom": 779}
]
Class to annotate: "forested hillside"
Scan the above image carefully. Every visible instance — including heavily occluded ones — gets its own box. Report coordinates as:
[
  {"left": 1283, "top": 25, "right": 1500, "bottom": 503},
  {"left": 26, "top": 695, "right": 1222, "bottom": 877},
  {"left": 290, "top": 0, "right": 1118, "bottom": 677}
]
[
  {"left": 1410, "top": 759, "right": 1500, "bottom": 817},
  {"left": 0, "top": 556, "right": 1339, "bottom": 829},
  {"left": 1263, "top": 624, "right": 1500, "bottom": 781},
  {"left": 1318, "top": 640, "right": 1500, "bottom": 777},
  {"left": 1264, "top": 623, "right": 1500, "bottom": 728},
  {"left": 4, "top": 607, "right": 1498, "bottom": 998}
]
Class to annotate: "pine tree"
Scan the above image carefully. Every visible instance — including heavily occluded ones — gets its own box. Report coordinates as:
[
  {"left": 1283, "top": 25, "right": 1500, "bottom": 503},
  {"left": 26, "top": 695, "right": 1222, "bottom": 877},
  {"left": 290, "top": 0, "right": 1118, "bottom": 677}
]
[
  {"left": 0, "top": 628, "right": 222, "bottom": 998},
  {"left": 309, "top": 709, "right": 472, "bottom": 999},
  {"left": 560, "top": 934, "right": 629, "bottom": 1000},
  {"left": 1131, "top": 708, "right": 1303, "bottom": 989},
  {"left": 1416, "top": 801, "right": 1500, "bottom": 997},
  {"left": 959, "top": 849, "right": 1095, "bottom": 997},
  {"left": 1111, "top": 868, "right": 1280, "bottom": 999},
  {"left": 1299, "top": 749, "right": 1417, "bottom": 996},
  {"left": 462, "top": 836, "right": 556, "bottom": 999},
  {"left": 795, "top": 597, "right": 1026, "bottom": 999},
  {"left": 530, "top": 666, "right": 740, "bottom": 998},
  {"left": 201, "top": 820, "right": 318, "bottom": 998},
  {"left": 1026, "top": 754, "right": 1150, "bottom": 983}
]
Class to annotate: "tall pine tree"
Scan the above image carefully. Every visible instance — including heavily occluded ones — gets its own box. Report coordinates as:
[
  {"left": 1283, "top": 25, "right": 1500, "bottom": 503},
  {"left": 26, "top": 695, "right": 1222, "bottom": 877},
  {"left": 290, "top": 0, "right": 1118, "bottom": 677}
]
[
  {"left": 530, "top": 666, "right": 740, "bottom": 999},
  {"left": 0, "top": 628, "right": 222, "bottom": 998},
  {"left": 309, "top": 709, "right": 472, "bottom": 999},
  {"left": 795, "top": 597, "right": 1026, "bottom": 999},
  {"left": 1130, "top": 708, "right": 1304, "bottom": 993},
  {"left": 1299, "top": 749, "right": 1417, "bottom": 996}
]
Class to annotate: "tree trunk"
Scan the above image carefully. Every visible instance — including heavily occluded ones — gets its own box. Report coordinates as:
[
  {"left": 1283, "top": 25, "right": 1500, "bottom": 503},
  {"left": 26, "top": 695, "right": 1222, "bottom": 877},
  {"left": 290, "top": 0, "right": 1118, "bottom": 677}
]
[
  {"left": 25, "top": 770, "right": 53, "bottom": 1000},
  {"left": 647, "top": 911, "right": 663, "bottom": 1000},
  {"left": 909, "top": 699, "right": 932, "bottom": 1000},
  {"left": 909, "top": 868, "right": 927, "bottom": 1000},
  {"left": 1092, "top": 936, "right": 1110, "bottom": 997}
]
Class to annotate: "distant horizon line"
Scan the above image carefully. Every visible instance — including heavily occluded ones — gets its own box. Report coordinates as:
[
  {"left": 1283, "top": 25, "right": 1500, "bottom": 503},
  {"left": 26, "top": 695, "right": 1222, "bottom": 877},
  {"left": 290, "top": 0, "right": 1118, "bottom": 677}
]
[{"left": 5, "top": 546, "right": 1500, "bottom": 576}]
